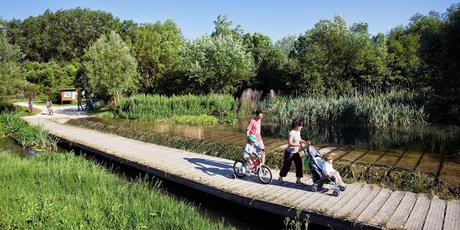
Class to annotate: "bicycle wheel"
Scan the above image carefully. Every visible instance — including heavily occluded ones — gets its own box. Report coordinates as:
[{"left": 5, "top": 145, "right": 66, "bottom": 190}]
[
  {"left": 233, "top": 160, "right": 246, "bottom": 178},
  {"left": 257, "top": 165, "right": 273, "bottom": 184}
]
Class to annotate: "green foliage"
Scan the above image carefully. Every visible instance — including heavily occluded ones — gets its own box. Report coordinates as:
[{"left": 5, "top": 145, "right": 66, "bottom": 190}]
[
  {"left": 175, "top": 35, "right": 254, "bottom": 94},
  {"left": 6, "top": 8, "right": 119, "bottom": 62},
  {"left": 275, "top": 34, "right": 297, "bottom": 57},
  {"left": 171, "top": 115, "right": 218, "bottom": 126},
  {"left": 0, "top": 62, "right": 25, "bottom": 98},
  {"left": 0, "top": 99, "right": 15, "bottom": 113},
  {"left": 130, "top": 20, "right": 183, "bottom": 93},
  {"left": 0, "top": 153, "right": 231, "bottom": 229},
  {"left": 115, "top": 94, "right": 239, "bottom": 120},
  {"left": 242, "top": 33, "right": 288, "bottom": 93},
  {"left": 80, "top": 31, "right": 138, "bottom": 103},
  {"left": 0, "top": 113, "right": 56, "bottom": 150},
  {"left": 22, "top": 61, "right": 78, "bottom": 101},
  {"left": 211, "top": 15, "right": 244, "bottom": 39},
  {"left": 291, "top": 16, "right": 389, "bottom": 95},
  {"left": 259, "top": 91, "right": 428, "bottom": 128},
  {"left": 0, "top": 32, "right": 26, "bottom": 98}
]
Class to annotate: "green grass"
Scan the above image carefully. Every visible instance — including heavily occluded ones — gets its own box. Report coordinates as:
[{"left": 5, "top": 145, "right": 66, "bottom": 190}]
[
  {"left": 0, "top": 152, "right": 231, "bottom": 229},
  {"left": 0, "top": 113, "right": 56, "bottom": 150}
]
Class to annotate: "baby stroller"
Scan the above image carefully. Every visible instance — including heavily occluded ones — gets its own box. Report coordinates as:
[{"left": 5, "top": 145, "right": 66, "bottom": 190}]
[{"left": 301, "top": 145, "right": 345, "bottom": 197}]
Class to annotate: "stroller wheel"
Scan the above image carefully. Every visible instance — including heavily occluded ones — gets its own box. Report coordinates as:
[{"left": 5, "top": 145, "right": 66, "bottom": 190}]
[
  {"left": 338, "top": 185, "right": 346, "bottom": 191},
  {"left": 332, "top": 190, "right": 340, "bottom": 197},
  {"left": 310, "top": 186, "right": 317, "bottom": 192}
]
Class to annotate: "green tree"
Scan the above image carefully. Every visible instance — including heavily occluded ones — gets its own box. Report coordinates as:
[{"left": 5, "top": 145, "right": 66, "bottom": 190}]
[
  {"left": 175, "top": 35, "right": 254, "bottom": 94},
  {"left": 242, "top": 33, "right": 288, "bottom": 93},
  {"left": 79, "top": 31, "right": 138, "bottom": 104},
  {"left": 275, "top": 34, "right": 297, "bottom": 57},
  {"left": 22, "top": 61, "right": 78, "bottom": 101},
  {"left": 6, "top": 8, "right": 119, "bottom": 62},
  {"left": 0, "top": 28, "right": 25, "bottom": 98},
  {"left": 291, "top": 16, "right": 389, "bottom": 95},
  {"left": 211, "top": 15, "right": 244, "bottom": 39},
  {"left": 130, "top": 20, "right": 183, "bottom": 93}
]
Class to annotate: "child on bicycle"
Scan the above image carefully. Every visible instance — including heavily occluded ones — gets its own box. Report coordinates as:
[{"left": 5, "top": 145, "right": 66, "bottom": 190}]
[{"left": 242, "top": 134, "right": 263, "bottom": 172}]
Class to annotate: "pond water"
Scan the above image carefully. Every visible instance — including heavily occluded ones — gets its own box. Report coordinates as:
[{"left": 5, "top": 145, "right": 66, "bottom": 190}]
[
  {"left": 73, "top": 117, "right": 460, "bottom": 156},
  {"left": 0, "top": 137, "right": 30, "bottom": 156}
]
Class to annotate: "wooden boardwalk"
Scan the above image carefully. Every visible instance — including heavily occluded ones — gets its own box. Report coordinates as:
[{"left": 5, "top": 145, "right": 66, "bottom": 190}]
[{"left": 26, "top": 117, "right": 459, "bottom": 230}]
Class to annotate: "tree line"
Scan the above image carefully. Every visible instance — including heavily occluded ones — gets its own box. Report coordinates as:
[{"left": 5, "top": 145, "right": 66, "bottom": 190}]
[{"left": 0, "top": 5, "right": 459, "bottom": 122}]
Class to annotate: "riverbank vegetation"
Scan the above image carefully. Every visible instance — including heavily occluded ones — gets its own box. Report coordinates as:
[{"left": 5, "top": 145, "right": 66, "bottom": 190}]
[
  {"left": 1, "top": 5, "right": 459, "bottom": 124},
  {"left": 0, "top": 113, "right": 56, "bottom": 150},
  {"left": 114, "top": 94, "right": 238, "bottom": 125},
  {"left": 0, "top": 152, "right": 230, "bottom": 229}
]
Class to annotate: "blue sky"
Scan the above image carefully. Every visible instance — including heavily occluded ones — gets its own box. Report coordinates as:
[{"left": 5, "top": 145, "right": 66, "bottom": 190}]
[{"left": 1, "top": 0, "right": 457, "bottom": 41}]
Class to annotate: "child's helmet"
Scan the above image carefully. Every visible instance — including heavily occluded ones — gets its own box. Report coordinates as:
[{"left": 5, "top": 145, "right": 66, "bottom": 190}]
[{"left": 247, "top": 134, "right": 257, "bottom": 143}]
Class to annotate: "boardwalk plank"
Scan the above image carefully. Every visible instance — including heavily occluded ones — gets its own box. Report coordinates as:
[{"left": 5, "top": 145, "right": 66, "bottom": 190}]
[
  {"left": 354, "top": 188, "right": 391, "bottom": 222},
  {"left": 386, "top": 192, "right": 417, "bottom": 229},
  {"left": 334, "top": 185, "right": 374, "bottom": 217},
  {"left": 320, "top": 184, "right": 362, "bottom": 213},
  {"left": 405, "top": 194, "right": 431, "bottom": 230},
  {"left": 369, "top": 191, "right": 405, "bottom": 226},
  {"left": 422, "top": 197, "right": 446, "bottom": 230},
  {"left": 443, "top": 200, "right": 460, "bottom": 230},
  {"left": 328, "top": 184, "right": 366, "bottom": 214}
]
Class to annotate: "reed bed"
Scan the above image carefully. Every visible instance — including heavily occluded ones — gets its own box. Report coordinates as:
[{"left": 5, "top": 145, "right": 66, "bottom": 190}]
[
  {"left": 0, "top": 152, "right": 231, "bottom": 229},
  {"left": 259, "top": 91, "right": 428, "bottom": 128},
  {"left": 114, "top": 94, "right": 239, "bottom": 121}
]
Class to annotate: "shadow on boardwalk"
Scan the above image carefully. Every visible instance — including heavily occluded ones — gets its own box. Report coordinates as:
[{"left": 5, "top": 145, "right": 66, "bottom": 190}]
[{"left": 184, "top": 157, "right": 320, "bottom": 192}]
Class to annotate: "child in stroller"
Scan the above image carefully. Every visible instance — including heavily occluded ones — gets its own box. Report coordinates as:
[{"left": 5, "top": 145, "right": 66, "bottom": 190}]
[{"left": 302, "top": 145, "right": 346, "bottom": 196}]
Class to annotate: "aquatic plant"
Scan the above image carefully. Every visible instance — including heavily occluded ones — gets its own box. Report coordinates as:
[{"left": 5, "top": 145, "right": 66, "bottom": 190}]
[
  {"left": 0, "top": 113, "right": 56, "bottom": 150},
  {"left": 259, "top": 91, "right": 428, "bottom": 128},
  {"left": 171, "top": 114, "right": 218, "bottom": 126},
  {"left": 114, "top": 94, "right": 239, "bottom": 121}
]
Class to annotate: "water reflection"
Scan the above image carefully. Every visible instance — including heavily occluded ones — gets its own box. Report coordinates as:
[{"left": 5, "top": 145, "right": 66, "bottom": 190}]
[
  {"left": 258, "top": 123, "right": 460, "bottom": 155},
  {"left": 77, "top": 117, "right": 460, "bottom": 155}
]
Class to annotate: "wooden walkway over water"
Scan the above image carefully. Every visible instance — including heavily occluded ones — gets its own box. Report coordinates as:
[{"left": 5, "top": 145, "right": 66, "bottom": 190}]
[{"left": 25, "top": 117, "right": 460, "bottom": 230}]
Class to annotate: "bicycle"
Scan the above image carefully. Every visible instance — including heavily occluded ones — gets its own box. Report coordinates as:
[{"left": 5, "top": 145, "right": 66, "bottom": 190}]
[{"left": 232, "top": 152, "right": 273, "bottom": 184}]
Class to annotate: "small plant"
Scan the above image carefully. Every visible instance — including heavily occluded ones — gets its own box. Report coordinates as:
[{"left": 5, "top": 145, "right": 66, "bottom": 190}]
[{"left": 284, "top": 209, "right": 309, "bottom": 230}]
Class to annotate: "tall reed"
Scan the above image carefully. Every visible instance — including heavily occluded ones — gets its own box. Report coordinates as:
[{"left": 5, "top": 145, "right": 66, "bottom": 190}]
[
  {"left": 114, "top": 94, "right": 239, "bottom": 121},
  {"left": 259, "top": 91, "right": 428, "bottom": 128}
]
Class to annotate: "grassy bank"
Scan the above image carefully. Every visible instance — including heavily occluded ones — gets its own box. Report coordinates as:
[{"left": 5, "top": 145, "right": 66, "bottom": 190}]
[
  {"left": 0, "top": 152, "right": 230, "bottom": 229},
  {"left": 0, "top": 113, "right": 56, "bottom": 150},
  {"left": 114, "top": 94, "right": 239, "bottom": 124},
  {"left": 66, "top": 118, "right": 457, "bottom": 198},
  {"left": 259, "top": 91, "right": 428, "bottom": 128}
]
